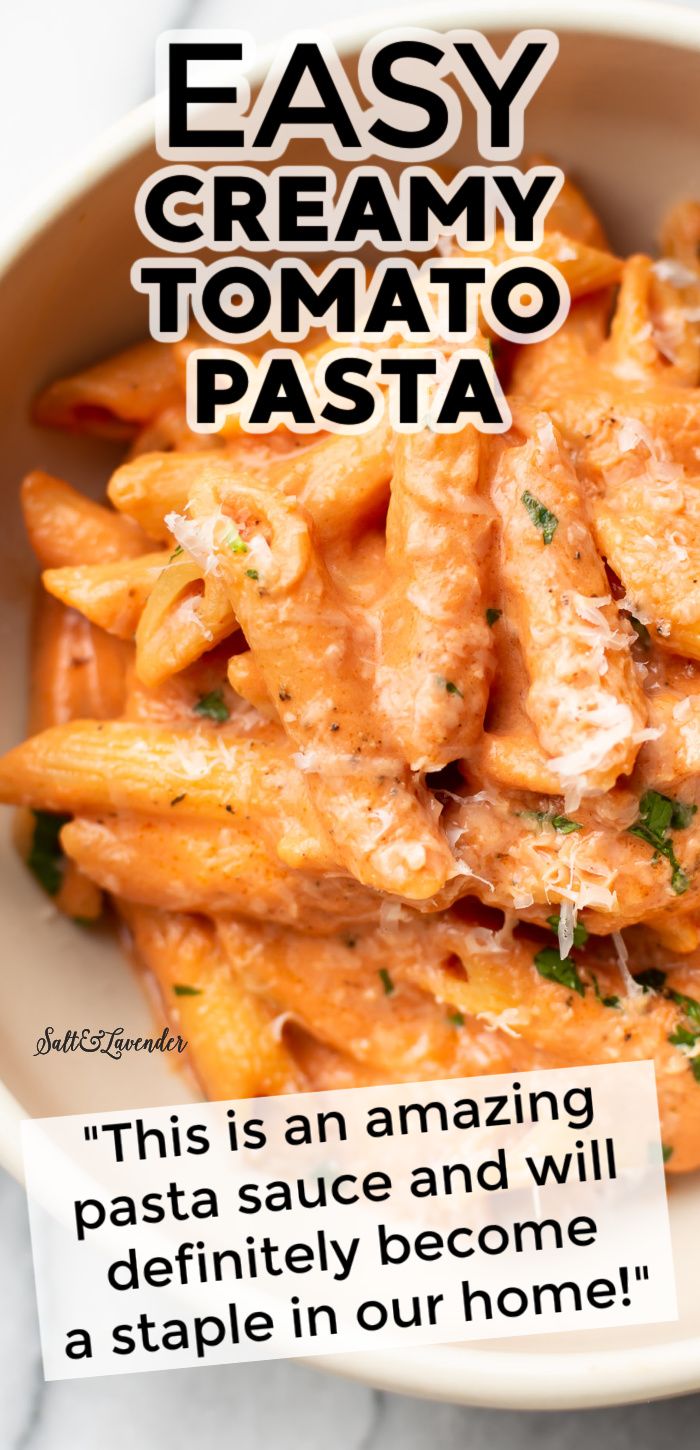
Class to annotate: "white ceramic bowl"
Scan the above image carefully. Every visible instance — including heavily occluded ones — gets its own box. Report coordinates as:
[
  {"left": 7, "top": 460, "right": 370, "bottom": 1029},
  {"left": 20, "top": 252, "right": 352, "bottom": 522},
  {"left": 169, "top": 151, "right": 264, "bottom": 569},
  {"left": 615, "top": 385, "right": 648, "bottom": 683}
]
[{"left": 2, "top": 0, "right": 700, "bottom": 1409}]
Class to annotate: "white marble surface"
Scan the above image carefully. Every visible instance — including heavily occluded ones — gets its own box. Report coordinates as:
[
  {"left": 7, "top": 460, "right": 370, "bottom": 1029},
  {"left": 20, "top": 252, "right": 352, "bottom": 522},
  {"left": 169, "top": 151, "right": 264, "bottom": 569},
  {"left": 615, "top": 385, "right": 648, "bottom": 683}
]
[{"left": 3, "top": 0, "right": 700, "bottom": 1445}]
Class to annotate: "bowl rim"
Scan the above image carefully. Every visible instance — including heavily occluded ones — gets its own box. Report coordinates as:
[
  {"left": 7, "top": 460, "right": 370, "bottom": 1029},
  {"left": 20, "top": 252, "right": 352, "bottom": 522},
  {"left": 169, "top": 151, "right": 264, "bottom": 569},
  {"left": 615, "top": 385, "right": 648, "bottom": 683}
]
[{"left": 3, "top": 0, "right": 700, "bottom": 1410}]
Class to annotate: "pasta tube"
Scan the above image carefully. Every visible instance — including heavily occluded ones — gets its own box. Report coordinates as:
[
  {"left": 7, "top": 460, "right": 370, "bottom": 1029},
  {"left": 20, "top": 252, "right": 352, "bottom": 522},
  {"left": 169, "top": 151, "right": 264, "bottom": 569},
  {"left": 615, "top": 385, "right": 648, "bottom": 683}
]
[
  {"left": 21, "top": 471, "right": 149, "bottom": 568},
  {"left": 378, "top": 425, "right": 494, "bottom": 769},
  {"left": 489, "top": 408, "right": 649, "bottom": 797},
  {"left": 193, "top": 480, "right": 455, "bottom": 898},
  {"left": 123, "top": 905, "right": 302, "bottom": 1097}
]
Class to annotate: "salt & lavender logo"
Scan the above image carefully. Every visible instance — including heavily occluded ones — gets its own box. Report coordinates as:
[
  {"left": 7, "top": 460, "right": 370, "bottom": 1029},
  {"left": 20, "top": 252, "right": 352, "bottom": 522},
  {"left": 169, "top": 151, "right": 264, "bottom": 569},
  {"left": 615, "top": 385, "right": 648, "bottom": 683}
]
[{"left": 34, "top": 1027, "right": 188, "bottom": 1061}]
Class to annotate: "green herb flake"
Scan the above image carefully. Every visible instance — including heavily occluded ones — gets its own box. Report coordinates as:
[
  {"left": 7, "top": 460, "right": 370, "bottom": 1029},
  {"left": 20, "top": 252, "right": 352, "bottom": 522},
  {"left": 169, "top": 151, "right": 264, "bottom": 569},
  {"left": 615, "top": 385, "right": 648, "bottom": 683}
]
[
  {"left": 692, "top": 1058, "right": 700, "bottom": 1084},
  {"left": 169, "top": 544, "right": 183, "bottom": 562},
  {"left": 245, "top": 568, "right": 259, "bottom": 581},
  {"left": 521, "top": 810, "right": 581, "bottom": 835},
  {"left": 631, "top": 789, "right": 674, "bottom": 844},
  {"left": 662, "top": 1144, "right": 674, "bottom": 1164},
  {"left": 625, "top": 613, "right": 651, "bottom": 649},
  {"left": 551, "top": 815, "right": 582, "bottom": 835},
  {"left": 435, "top": 675, "right": 463, "bottom": 698},
  {"left": 669, "top": 990, "right": 700, "bottom": 1025},
  {"left": 671, "top": 862, "right": 691, "bottom": 895},
  {"left": 533, "top": 947, "right": 585, "bottom": 997},
  {"left": 227, "top": 532, "right": 248, "bottom": 555},
  {"left": 671, "top": 801, "right": 697, "bottom": 831},
  {"left": 170, "top": 793, "right": 186, "bottom": 807},
  {"left": 485, "top": 608, "right": 501, "bottom": 627},
  {"left": 194, "top": 689, "right": 230, "bottom": 724},
  {"left": 27, "top": 810, "right": 70, "bottom": 896},
  {"left": 635, "top": 968, "right": 667, "bottom": 994},
  {"left": 447, "top": 1010, "right": 465, "bottom": 1026},
  {"left": 546, "top": 913, "right": 589, "bottom": 948},
  {"left": 668, "top": 1024, "right": 699, "bottom": 1048},
  {"left": 521, "top": 489, "right": 558, "bottom": 545},
  {"left": 628, "top": 790, "right": 693, "bottom": 896},
  {"left": 378, "top": 968, "right": 395, "bottom": 996},
  {"left": 173, "top": 984, "right": 203, "bottom": 998}
]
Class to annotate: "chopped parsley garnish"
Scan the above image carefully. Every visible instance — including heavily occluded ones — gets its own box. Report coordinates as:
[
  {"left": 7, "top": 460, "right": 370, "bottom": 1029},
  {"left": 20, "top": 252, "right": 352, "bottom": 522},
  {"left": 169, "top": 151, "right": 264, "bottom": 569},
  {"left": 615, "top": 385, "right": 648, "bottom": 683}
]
[
  {"left": 624, "top": 613, "right": 651, "bottom": 649},
  {"left": 485, "top": 608, "right": 501, "bottom": 627},
  {"left": 669, "top": 989, "right": 700, "bottom": 1023},
  {"left": 194, "top": 689, "right": 230, "bottom": 724},
  {"left": 378, "top": 968, "right": 395, "bottom": 995},
  {"left": 245, "top": 568, "right": 259, "bottom": 580},
  {"left": 633, "top": 790, "right": 675, "bottom": 842},
  {"left": 628, "top": 790, "right": 694, "bottom": 895},
  {"left": 169, "top": 544, "right": 183, "bottom": 562},
  {"left": 533, "top": 947, "right": 585, "bottom": 996},
  {"left": 635, "top": 968, "right": 667, "bottom": 994},
  {"left": 662, "top": 1144, "right": 674, "bottom": 1164},
  {"left": 447, "top": 1010, "right": 465, "bottom": 1026},
  {"left": 436, "top": 676, "right": 463, "bottom": 698},
  {"left": 173, "top": 984, "right": 203, "bottom": 997},
  {"left": 27, "top": 811, "right": 70, "bottom": 896},
  {"left": 660, "top": 855, "right": 687, "bottom": 896},
  {"left": 521, "top": 489, "right": 558, "bottom": 545},
  {"left": 551, "top": 815, "right": 581, "bottom": 834},
  {"left": 656, "top": 984, "right": 700, "bottom": 1083},
  {"left": 170, "top": 793, "right": 186, "bottom": 807},
  {"left": 227, "top": 532, "right": 248, "bottom": 554},
  {"left": 520, "top": 810, "right": 581, "bottom": 834},
  {"left": 547, "top": 913, "right": 589, "bottom": 948},
  {"left": 668, "top": 1024, "right": 699, "bottom": 1048},
  {"left": 671, "top": 801, "right": 698, "bottom": 830}
]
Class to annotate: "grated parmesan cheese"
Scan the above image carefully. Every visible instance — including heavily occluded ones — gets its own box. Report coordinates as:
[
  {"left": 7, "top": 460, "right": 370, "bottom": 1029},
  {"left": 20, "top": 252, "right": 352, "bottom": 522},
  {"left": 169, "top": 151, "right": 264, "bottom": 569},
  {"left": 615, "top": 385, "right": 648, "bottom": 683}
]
[
  {"left": 557, "top": 898, "right": 577, "bottom": 960},
  {"left": 612, "top": 930, "right": 644, "bottom": 998},
  {"left": 476, "top": 1008, "right": 524, "bottom": 1038},
  {"left": 165, "top": 507, "right": 229, "bottom": 576}
]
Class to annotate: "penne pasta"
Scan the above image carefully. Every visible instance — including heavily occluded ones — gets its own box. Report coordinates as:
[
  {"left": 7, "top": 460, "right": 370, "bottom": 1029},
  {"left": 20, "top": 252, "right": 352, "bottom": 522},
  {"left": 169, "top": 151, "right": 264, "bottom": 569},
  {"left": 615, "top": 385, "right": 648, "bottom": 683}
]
[
  {"left": 227, "top": 650, "right": 279, "bottom": 720},
  {"left": 378, "top": 425, "right": 495, "bottom": 769},
  {"left": 43, "top": 552, "right": 169, "bottom": 639},
  {"left": 21, "top": 471, "right": 149, "bottom": 568},
  {"left": 191, "top": 478, "right": 455, "bottom": 898},
  {"left": 135, "top": 555, "right": 235, "bottom": 685},
  {"left": 489, "top": 408, "right": 649, "bottom": 797},
  {"left": 439, "top": 790, "right": 700, "bottom": 933},
  {"left": 33, "top": 340, "right": 182, "bottom": 437},
  {"left": 29, "top": 593, "right": 131, "bottom": 731},
  {"left": 123, "top": 905, "right": 302, "bottom": 1097},
  {"left": 0, "top": 720, "right": 337, "bottom": 870},
  {"left": 108, "top": 422, "right": 392, "bottom": 547},
  {"left": 216, "top": 915, "right": 543, "bottom": 1080},
  {"left": 62, "top": 813, "right": 380, "bottom": 929}
]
